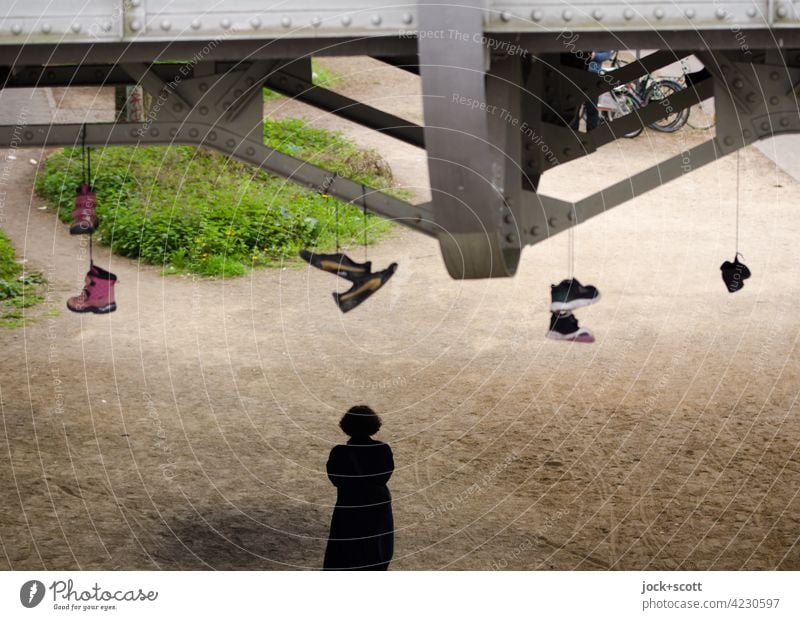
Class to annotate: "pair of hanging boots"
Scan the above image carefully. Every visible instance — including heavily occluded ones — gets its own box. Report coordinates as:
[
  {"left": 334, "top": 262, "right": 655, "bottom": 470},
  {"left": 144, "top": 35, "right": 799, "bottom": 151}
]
[
  {"left": 299, "top": 250, "right": 397, "bottom": 313},
  {"left": 66, "top": 262, "right": 117, "bottom": 314},
  {"left": 546, "top": 278, "right": 600, "bottom": 343},
  {"left": 70, "top": 183, "right": 98, "bottom": 235},
  {"left": 67, "top": 182, "right": 115, "bottom": 314}
]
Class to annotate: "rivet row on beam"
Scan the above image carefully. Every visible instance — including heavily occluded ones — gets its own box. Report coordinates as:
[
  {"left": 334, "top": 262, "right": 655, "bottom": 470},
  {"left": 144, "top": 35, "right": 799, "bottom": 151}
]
[
  {"left": 3, "top": 5, "right": 779, "bottom": 36},
  {"left": 491, "top": 6, "right": 765, "bottom": 23},
  {"left": 8, "top": 21, "right": 112, "bottom": 34},
  {"left": 4, "top": 11, "right": 415, "bottom": 35},
  {"left": 146, "top": 14, "right": 410, "bottom": 32}
]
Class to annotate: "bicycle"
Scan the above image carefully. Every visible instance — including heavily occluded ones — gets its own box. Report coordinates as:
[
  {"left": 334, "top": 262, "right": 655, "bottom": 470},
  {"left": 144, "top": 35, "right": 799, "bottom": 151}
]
[
  {"left": 594, "top": 52, "right": 690, "bottom": 134},
  {"left": 594, "top": 84, "right": 644, "bottom": 138}
]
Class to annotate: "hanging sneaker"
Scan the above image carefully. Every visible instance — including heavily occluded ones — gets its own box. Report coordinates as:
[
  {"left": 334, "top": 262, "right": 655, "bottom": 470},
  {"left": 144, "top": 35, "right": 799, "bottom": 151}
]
[
  {"left": 67, "top": 263, "right": 117, "bottom": 314},
  {"left": 550, "top": 278, "right": 600, "bottom": 312},
  {"left": 333, "top": 263, "right": 397, "bottom": 313},
  {"left": 546, "top": 311, "right": 595, "bottom": 343},
  {"left": 70, "top": 183, "right": 98, "bottom": 235},
  {"left": 720, "top": 255, "right": 751, "bottom": 293},
  {"left": 299, "top": 249, "right": 371, "bottom": 281}
]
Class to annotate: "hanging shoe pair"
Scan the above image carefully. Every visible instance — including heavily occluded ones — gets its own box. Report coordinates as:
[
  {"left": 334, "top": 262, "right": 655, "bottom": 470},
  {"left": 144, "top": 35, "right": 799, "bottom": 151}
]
[
  {"left": 67, "top": 262, "right": 117, "bottom": 314},
  {"left": 300, "top": 249, "right": 397, "bottom": 313},
  {"left": 546, "top": 278, "right": 600, "bottom": 343},
  {"left": 69, "top": 182, "right": 98, "bottom": 235}
]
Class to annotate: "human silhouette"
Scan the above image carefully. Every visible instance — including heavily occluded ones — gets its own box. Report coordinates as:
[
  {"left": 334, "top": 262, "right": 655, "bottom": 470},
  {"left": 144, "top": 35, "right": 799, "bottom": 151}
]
[{"left": 323, "top": 405, "right": 394, "bottom": 570}]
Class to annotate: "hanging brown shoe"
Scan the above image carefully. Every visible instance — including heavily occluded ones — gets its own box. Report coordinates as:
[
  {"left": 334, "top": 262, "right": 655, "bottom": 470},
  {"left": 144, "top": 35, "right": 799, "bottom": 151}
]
[
  {"left": 333, "top": 263, "right": 397, "bottom": 313},
  {"left": 299, "top": 249, "right": 372, "bottom": 280}
]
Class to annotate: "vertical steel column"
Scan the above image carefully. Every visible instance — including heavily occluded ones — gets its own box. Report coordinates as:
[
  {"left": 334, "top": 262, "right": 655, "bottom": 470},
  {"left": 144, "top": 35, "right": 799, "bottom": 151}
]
[{"left": 418, "top": 0, "right": 523, "bottom": 278}]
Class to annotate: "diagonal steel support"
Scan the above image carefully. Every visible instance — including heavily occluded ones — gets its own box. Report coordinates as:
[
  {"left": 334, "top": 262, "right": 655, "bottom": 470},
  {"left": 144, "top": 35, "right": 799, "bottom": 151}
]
[
  {"left": 265, "top": 70, "right": 424, "bottom": 148},
  {"left": 531, "top": 73, "right": 715, "bottom": 174},
  {"left": 558, "top": 50, "right": 692, "bottom": 101},
  {"left": 587, "top": 74, "right": 715, "bottom": 147},
  {"left": 0, "top": 121, "right": 435, "bottom": 237},
  {"left": 524, "top": 139, "right": 720, "bottom": 244}
]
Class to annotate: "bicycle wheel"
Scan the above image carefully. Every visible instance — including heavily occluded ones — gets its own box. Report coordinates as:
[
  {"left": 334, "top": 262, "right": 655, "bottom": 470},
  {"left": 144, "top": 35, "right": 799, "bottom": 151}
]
[
  {"left": 603, "top": 92, "right": 643, "bottom": 139},
  {"left": 687, "top": 98, "right": 715, "bottom": 130},
  {"left": 646, "top": 78, "right": 690, "bottom": 132}
]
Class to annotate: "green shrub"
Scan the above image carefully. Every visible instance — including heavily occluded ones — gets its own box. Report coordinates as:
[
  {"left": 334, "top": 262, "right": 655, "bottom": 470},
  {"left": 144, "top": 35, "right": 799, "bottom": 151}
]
[
  {"left": 35, "top": 117, "right": 395, "bottom": 277},
  {"left": 0, "top": 230, "right": 46, "bottom": 326},
  {"left": 0, "top": 229, "right": 21, "bottom": 280}
]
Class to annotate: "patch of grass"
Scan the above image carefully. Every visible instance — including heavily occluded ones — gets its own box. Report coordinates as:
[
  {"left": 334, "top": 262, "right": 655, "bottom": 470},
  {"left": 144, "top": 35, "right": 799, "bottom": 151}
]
[
  {"left": 0, "top": 230, "right": 47, "bottom": 327},
  {"left": 35, "top": 117, "right": 395, "bottom": 277},
  {"left": 9, "top": 294, "right": 43, "bottom": 308},
  {"left": 0, "top": 230, "right": 20, "bottom": 281},
  {"left": 311, "top": 59, "right": 343, "bottom": 89}
]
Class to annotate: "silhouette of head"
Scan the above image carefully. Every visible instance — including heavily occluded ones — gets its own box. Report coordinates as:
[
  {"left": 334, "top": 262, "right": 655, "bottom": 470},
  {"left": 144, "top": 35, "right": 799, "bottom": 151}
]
[{"left": 340, "top": 405, "right": 382, "bottom": 438}]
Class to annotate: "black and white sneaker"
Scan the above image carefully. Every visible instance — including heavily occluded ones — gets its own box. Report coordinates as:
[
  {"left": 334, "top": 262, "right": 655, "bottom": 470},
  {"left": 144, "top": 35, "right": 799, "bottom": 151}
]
[
  {"left": 550, "top": 278, "right": 601, "bottom": 312},
  {"left": 545, "top": 311, "right": 595, "bottom": 343}
]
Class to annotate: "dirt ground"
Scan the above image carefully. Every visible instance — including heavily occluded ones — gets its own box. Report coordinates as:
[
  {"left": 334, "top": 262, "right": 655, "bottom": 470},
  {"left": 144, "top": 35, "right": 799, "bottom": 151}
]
[{"left": 1, "top": 58, "right": 799, "bottom": 570}]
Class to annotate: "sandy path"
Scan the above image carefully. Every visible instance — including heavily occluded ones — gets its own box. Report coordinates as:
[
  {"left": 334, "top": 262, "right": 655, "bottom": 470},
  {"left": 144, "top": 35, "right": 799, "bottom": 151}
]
[{"left": 1, "top": 59, "right": 799, "bottom": 570}]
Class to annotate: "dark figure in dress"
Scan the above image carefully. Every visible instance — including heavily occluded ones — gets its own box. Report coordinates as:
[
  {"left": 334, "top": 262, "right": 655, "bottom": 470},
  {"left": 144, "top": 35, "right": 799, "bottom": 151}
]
[{"left": 323, "top": 405, "right": 394, "bottom": 570}]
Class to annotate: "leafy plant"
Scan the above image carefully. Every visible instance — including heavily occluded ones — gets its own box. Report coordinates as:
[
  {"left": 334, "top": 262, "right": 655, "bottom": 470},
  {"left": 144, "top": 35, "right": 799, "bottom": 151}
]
[{"left": 0, "top": 230, "right": 46, "bottom": 327}]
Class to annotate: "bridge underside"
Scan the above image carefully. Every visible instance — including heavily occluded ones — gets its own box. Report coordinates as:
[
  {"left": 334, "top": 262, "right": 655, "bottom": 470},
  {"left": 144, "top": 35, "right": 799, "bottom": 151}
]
[{"left": 3, "top": 1, "right": 800, "bottom": 278}]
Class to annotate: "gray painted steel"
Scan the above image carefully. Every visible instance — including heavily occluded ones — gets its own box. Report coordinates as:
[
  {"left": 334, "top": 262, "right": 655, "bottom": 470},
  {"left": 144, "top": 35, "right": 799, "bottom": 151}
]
[
  {"left": 2, "top": 2, "right": 800, "bottom": 278},
  {"left": 0, "top": 1, "right": 795, "bottom": 44}
]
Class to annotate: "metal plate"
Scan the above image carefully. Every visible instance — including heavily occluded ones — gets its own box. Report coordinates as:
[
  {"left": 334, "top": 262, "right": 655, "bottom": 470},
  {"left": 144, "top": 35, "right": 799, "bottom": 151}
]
[
  {"left": 486, "top": 1, "right": 774, "bottom": 31},
  {"left": 0, "top": 0, "right": 418, "bottom": 43},
  {"left": 0, "top": 0, "right": 122, "bottom": 42},
  {"left": 2, "top": 1, "right": 795, "bottom": 46}
]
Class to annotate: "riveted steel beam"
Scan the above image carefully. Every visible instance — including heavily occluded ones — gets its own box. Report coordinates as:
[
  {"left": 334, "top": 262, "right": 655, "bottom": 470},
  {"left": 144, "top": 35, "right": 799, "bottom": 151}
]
[
  {"left": 216, "top": 60, "right": 279, "bottom": 122},
  {"left": 514, "top": 30, "right": 800, "bottom": 54},
  {"left": 0, "top": 121, "right": 435, "bottom": 237},
  {"left": 0, "top": 38, "right": 420, "bottom": 66},
  {"left": 372, "top": 56, "right": 420, "bottom": 75},
  {"left": 693, "top": 50, "right": 800, "bottom": 155},
  {"left": 4, "top": 59, "right": 426, "bottom": 147},
  {"left": 1, "top": 65, "right": 147, "bottom": 88}
]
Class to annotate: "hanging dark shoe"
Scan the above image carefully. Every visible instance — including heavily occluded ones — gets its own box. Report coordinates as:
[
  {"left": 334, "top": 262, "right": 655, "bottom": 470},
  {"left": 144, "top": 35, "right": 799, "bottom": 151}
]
[
  {"left": 299, "top": 249, "right": 372, "bottom": 281},
  {"left": 70, "top": 183, "right": 98, "bottom": 235},
  {"left": 67, "top": 263, "right": 117, "bottom": 314},
  {"left": 720, "top": 255, "right": 751, "bottom": 293},
  {"left": 333, "top": 263, "right": 397, "bottom": 313},
  {"left": 546, "top": 311, "right": 595, "bottom": 343},
  {"left": 550, "top": 278, "right": 601, "bottom": 311}
]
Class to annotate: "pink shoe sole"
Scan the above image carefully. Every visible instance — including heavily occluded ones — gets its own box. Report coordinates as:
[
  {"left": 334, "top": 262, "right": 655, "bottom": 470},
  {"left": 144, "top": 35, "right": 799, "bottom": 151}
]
[{"left": 546, "top": 330, "right": 595, "bottom": 343}]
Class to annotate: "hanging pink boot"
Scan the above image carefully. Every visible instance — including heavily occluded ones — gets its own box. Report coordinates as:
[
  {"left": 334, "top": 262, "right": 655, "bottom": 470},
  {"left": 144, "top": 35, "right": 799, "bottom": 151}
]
[
  {"left": 70, "top": 183, "right": 98, "bottom": 235},
  {"left": 67, "top": 263, "right": 117, "bottom": 314}
]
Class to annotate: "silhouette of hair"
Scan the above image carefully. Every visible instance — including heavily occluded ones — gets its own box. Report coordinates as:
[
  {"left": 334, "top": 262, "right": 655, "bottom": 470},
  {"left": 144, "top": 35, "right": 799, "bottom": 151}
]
[{"left": 340, "top": 405, "right": 382, "bottom": 437}]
